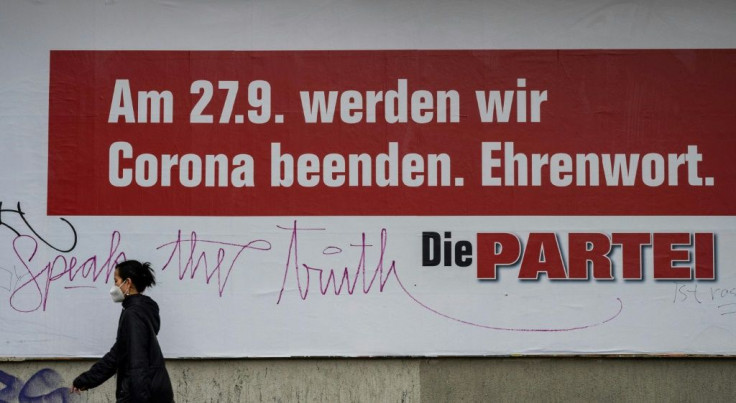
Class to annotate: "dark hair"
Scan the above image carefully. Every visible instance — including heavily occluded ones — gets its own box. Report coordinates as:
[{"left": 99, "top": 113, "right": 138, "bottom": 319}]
[{"left": 116, "top": 260, "right": 156, "bottom": 292}]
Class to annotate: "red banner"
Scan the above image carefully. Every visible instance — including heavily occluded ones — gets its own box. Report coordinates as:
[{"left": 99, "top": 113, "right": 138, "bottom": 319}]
[{"left": 48, "top": 50, "right": 736, "bottom": 216}]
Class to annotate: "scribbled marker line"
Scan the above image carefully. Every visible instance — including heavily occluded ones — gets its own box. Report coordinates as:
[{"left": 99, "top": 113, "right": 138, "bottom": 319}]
[
  {"left": 63, "top": 286, "right": 96, "bottom": 289},
  {"left": 718, "top": 303, "right": 736, "bottom": 315},
  {"left": 395, "top": 274, "right": 624, "bottom": 332}
]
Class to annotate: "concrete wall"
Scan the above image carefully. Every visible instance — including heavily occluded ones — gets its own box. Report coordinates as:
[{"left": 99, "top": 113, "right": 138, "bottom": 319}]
[{"left": 1, "top": 357, "right": 735, "bottom": 402}]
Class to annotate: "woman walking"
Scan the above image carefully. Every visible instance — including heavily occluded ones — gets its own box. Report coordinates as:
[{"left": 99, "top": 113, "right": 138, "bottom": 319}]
[{"left": 72, "top": 260, "right": 174, "bottom": 402}]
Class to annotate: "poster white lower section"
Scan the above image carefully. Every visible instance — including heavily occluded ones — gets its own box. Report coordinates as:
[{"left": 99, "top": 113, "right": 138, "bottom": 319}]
[{"left": 1, "top": 214, "right": 733, "bottom": 357}]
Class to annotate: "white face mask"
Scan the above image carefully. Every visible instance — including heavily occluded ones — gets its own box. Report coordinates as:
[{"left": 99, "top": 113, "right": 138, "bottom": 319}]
[{"left": 109, "top": 280, "right": 127, "bottom": 303}]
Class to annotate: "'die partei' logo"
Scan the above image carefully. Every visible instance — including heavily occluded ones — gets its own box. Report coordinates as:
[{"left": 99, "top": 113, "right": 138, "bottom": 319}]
[{"left": 422, "top": 231, "right": 715, "bottom": 281}]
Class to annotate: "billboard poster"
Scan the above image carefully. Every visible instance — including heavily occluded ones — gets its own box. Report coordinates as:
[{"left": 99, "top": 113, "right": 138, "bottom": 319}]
[{"left": 2, "top": 2, "right": 735, "bottom": 357}]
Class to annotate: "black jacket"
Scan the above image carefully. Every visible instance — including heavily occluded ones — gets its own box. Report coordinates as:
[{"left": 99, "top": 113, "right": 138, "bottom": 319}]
[{"left": 74, "top": 294, "right": 174, "bottom": 403}]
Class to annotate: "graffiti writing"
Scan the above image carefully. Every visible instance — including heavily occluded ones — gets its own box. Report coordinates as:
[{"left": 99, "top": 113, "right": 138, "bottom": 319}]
[
  {"left": 673, "top": 282, "right": 736, "bottom": 315},
  {"left": 0, "top": 368, "right": 78, "bottom": 403},
  {"left": 156, "top": 229, "right": 272, "bottom": 296},
  {"left": 276, "top": 220, "right": 623, "bottom": 332},
  {"left": 8, "top": 231, "right": 126, "bottom": 312},
  {"left": 0, "top": 202, "right": 77, "bottom": 253},
  {"left": 0, "top": 201, "right": 127, "bottom": 313},
  {"left": 276, "top": 220, "right": 398, "bottom": 303}
]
